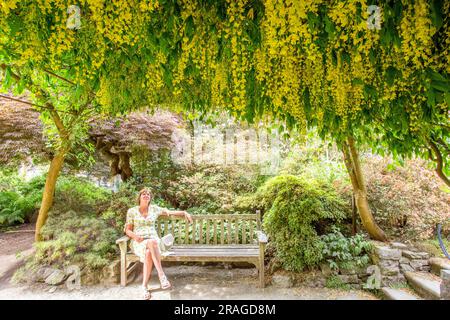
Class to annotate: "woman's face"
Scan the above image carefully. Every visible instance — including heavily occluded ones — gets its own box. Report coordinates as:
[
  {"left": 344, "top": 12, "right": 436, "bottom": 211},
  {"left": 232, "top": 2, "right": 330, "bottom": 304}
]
[{"left": 140, "top": 191, "right": 152, "bottom": 205}]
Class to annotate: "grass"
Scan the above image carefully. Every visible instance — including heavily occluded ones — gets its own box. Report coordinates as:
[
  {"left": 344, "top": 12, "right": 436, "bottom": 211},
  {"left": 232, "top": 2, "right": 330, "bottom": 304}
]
[
  {"left": 414, "top": 238, "right": 450, "bottom": 258},
  {"left": 325, "top": 275, "right": 350, "bottom": 290}
]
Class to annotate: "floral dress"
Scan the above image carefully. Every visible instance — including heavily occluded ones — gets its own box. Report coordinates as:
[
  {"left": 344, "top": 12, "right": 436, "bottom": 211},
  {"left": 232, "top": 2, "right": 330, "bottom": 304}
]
[{"left": 126, "top": 205, "right": 167, "bottom": 262}]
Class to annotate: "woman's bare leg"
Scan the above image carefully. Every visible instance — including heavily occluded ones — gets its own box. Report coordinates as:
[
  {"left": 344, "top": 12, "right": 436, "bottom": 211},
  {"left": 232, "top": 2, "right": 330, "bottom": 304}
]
[
  {"left": 147, "top": 239, "right": 165, "bottom": 277},
  {"left": 143, "top": 248, "right": 153, "bottom": 288}
]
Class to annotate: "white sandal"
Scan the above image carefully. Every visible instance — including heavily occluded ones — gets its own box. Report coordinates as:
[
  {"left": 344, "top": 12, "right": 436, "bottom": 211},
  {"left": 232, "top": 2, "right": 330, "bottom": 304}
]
[
  {"left": 159, "top": 274, "right": 171, "bottom": 290},
  {"left": 143, "top": 286, "right": 151, "bottom": 300}
]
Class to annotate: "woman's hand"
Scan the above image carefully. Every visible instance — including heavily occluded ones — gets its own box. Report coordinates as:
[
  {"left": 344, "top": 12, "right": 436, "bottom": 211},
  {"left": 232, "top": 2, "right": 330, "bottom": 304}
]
[
  {"left": 135, "top": 236, "right": 144, "bottom": 243},
  {"left": 184, "top": 211, "right": 193, "bottom": 223}
]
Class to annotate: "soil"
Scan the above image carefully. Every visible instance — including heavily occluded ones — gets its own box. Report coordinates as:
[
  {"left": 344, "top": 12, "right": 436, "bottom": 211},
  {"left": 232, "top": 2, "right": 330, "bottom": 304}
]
[{"left": 0, "top": 223, "right": 35, "bottom": 255}]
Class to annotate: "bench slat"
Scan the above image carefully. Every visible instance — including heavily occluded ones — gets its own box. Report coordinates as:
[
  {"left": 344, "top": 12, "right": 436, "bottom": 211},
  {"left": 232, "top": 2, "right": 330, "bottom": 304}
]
[
  {"left": 184, "top": 220, "right": 190, "bottom": 244},
  {"left": 220, "top": 219, "right": 224, "bottom": 244},
  {"left": 234, "top": 218, "right": 239, "bottom": 244},
  {"left": 198, "top": 218, "right": 203, "bottom": 244},
  {"left": 206, "top": 218, "right": 210, "bottom": 244},
  {"left": 192, "top": 219, "right": 197, "bottom": 244},
  {"left": 159, "top": 214, "right": 258, "bottom": 220},
  {"left": 213, "top": 220, "right": 217, "bottom": 245},
  {"left": 242, "top": 221, "right": 247, "bottom": 244},
  {"left": 227, "top": 219, "right": 231, "bottom": 244}
]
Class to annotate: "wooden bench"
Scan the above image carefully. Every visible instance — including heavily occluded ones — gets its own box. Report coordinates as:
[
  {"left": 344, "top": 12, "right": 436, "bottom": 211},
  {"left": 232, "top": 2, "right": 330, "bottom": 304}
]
[{"left": 116, "top": 210, "right": 268, "bottom": 288}]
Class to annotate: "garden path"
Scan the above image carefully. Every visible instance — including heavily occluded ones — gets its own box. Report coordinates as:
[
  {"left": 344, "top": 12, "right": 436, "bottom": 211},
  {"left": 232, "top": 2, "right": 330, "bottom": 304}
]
[{"left": 0, "top": 224, "right": 378, "bottom": 300}]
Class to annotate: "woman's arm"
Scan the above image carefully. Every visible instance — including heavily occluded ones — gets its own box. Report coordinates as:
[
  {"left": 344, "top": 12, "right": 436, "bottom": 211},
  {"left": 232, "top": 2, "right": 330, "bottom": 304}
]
[
  {"left": 162, "top": 209, "right": 193, "bottom": 223},
  {"left": 125, "top": 223, "right": 143, "bottom": 242}
]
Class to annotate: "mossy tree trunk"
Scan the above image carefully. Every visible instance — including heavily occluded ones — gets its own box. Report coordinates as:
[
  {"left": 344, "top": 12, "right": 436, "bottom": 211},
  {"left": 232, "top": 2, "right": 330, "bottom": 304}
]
[
  {"left": 35, "top": 107, "right": 71, "bottom": 241},
  {"left": 341, "top": 136, "right": 387, "bottom": 242}
]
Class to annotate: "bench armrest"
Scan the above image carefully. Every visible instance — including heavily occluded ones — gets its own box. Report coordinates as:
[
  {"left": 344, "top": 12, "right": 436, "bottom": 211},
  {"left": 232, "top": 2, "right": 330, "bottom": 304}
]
[
  {"left": 256, "top": 230, "right": 268, "bottom": 244},
  {"left": 116, "top": 235, "right": 130, "bottom": 244}
]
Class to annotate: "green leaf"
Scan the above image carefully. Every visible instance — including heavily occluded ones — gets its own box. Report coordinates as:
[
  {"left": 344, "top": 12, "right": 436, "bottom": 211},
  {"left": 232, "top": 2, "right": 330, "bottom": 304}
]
[
  {"left": 385, "top": 66, "right": 399, "bottom": 86},
  {"left": 185, "top": 15, "right": 195, "bottom": 40},
  {"left": 430, "top": 0, "right": 444, "bottom": 29}
]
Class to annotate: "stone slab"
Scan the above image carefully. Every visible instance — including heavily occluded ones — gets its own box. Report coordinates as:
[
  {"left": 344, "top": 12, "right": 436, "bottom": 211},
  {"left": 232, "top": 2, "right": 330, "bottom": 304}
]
[{"left": 382, "top": 287, "right": 421, "bottom": 300}]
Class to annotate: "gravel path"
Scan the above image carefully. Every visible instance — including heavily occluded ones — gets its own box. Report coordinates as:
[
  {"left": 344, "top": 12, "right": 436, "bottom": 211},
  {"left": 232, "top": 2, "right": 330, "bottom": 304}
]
[
  {"left": 0, "top": 225, "right": 378, "bottom": 300},
  {"left": 0, "top": 264, "right": 378, "bottom": 300}
]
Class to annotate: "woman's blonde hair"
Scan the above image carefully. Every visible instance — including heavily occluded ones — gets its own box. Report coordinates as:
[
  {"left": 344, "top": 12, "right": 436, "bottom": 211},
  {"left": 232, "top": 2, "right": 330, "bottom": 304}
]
[{"left": 136, "top": 188, "right": 153, "bottom": 205}]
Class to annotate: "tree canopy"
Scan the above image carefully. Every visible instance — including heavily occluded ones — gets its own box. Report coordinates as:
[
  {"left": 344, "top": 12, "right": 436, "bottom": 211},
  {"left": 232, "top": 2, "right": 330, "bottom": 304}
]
[{"left": 1, "top": 0, "right": 448, "bottom": 241}]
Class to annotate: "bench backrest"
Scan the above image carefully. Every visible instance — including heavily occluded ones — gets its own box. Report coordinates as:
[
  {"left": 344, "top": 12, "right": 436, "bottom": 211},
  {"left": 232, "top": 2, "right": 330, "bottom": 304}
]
[{"left": 156, "top": 212, "right": 261, "bottom": 245}]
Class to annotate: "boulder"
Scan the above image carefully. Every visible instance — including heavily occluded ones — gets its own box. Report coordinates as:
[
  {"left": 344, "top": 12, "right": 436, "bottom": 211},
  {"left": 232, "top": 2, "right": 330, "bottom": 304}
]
[
  {"left": 271, "top": 272, "right": 294, "bottom": 288},
  {"left": 101, "top": 259, "right": 121, "bottom": 285},
  {"left": 45, "top": 269, "right": 68, "bottom": 286},
  {"left": 31, "top": 267, "right": 55, "bottom": 283}
]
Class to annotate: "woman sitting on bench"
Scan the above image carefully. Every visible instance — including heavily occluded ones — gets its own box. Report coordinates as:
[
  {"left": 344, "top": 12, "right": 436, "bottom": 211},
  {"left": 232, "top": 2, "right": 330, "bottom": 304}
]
[{"left": 124, "top": 188, "right": 193, "bottom": 300}]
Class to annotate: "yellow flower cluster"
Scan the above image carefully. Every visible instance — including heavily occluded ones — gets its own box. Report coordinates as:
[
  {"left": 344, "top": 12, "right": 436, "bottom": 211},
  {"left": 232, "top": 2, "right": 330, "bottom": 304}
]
[
  {"left": 225, "top": 0, "right": 250, "bottom": 111},
  {"left": 0, "top": 0, "right": 19, "bottom": 15}
]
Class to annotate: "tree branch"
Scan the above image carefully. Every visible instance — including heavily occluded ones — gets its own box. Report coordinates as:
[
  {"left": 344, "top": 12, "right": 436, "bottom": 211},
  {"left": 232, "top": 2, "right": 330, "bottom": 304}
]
[
  {"left": 43, "top": 69, "right": 76, "bottom": 86},
  {"left": 428, "top": 138, "right": 450, "bottom": 187},
  {"left": 0, "top": 94, "right": 77, "bottom": 115}
]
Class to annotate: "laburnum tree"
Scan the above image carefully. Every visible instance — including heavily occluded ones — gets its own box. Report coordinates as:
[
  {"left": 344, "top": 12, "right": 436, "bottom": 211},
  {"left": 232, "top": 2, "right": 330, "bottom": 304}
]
[{"left": 1, "top": 0, "right": 448, "bottom": 242}]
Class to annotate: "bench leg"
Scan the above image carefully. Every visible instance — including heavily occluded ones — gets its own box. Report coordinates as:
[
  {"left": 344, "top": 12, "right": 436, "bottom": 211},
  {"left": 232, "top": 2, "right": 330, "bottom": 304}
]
[
  {"left": 119, "top": 242, "right": 127, "bottom": 287},
  {"left": 259, "top": 260, "right": 265, "bottom": 288},
  {"left": 259, "top": 243, "right": 266, "bottom": 288}
]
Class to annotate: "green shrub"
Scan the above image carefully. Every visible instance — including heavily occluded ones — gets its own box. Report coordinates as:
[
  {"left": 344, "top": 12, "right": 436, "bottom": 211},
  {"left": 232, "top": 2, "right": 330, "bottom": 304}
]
[
  {"left": 239, "top": 174, "right": 348, "bottom": 271},
  {"left": 159, "top": 164, "right": 262, "bottom": 215},
  {"left": 54, "top": 176, "right": 111, "bottom": 214},
  {"left": 320, "top": 226, "right": 373, "bottom": 271},
  {"left": 33, "top": 210, "right": 120, "bottom": 270},
  {"left": 0, "top": 173, "right": 44, "bottom": 226}
]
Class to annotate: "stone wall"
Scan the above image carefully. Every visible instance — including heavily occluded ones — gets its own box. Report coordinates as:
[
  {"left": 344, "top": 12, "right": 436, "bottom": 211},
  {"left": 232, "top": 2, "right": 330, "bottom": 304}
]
[{"left": 370, "top": 241, "right": 430, "bottom": 286}]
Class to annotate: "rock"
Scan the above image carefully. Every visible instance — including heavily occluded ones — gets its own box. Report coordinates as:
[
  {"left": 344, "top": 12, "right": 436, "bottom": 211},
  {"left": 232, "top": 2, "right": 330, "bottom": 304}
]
[
  {"left": 271, "top": 272, "right": 293, "bottom": 288},
  {"left": 400, "top": 257, "right": 410, "bottom": 264},
  {"left": 410, "top": 259, "right": 429, "bottom": 271},
  {"left": 340, "top": 267, "right": 357, "bottom": 275},
  {"left": 45, "top": 269, "right": 68, "bottom": 286},
  {"left": 48, "top": 287, "right": 57, "bottom": 293},
  {"left": 391, "top": 242, "right": 408, "bottom": 250},
  {"left": 31, "top": 267, "right": 55, "bottom": 283},
  {"left": 402, "top": 250, "right": 430, "bottom": 260},
  {"left": 440, "top": 270, "right": 450, "bottom": 300},
  {"left": 101, "top": 259, "right": 121, "bottom": 285},
  {"left": 320, "top": 263, "right": 334, "bottom": 277},
  {"left": 382, "top": 274, "right": 406, "bottom": 287},
  {"left": 81, "top": 268, "right": 101, "bottom": 286},
  {"left": 378, "top": 260, "right": 400, "bottom": 276},
  {"left": 400, "top": 263, "right": 414, "bottom": 272},
  {"left": 382, "top": 287, "right": 421, "bottom": 300},
  {"left": 337, "top": 274, "right": 359, "bottom": 284},
  {"left": 429, "top": 257, "right": 450, "bottom": 277},
  {"left": 419, "top": 266, "right": 431, "bottom": 272},
  {"left": 374, "top": 246, "right": 402, "bottom": 261}
]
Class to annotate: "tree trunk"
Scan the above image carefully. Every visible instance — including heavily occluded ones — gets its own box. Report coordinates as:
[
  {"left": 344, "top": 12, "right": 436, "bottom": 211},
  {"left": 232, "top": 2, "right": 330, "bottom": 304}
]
[
  {"left": 35, "top": 149, "right": 66, "bottom": 241},
  {"left": 341, "top": 136, "right": 387, "bottom": 241}
]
